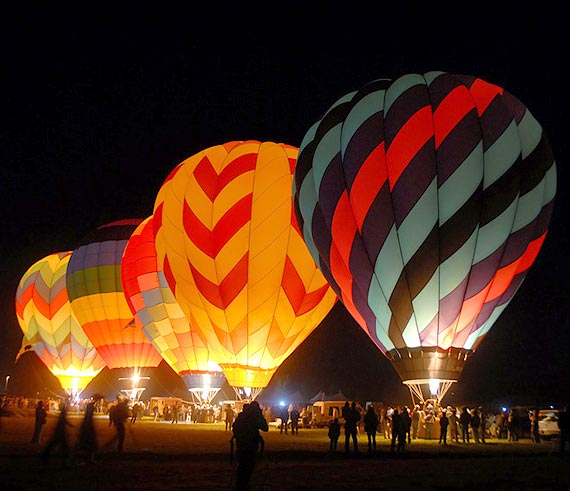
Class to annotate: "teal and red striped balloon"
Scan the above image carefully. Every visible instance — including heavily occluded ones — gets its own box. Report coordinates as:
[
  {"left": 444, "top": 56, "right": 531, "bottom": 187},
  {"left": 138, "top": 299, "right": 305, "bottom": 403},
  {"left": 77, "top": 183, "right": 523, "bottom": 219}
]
[{"left": 293, "top": 72, "right": 556, "bottom": 388}]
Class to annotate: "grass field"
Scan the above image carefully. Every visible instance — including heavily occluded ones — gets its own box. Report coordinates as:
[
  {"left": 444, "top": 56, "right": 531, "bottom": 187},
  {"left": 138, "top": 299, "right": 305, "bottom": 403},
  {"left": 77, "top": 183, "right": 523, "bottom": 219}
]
[{"left": 0, "top": 410, "right": 568, "bottom": 490}]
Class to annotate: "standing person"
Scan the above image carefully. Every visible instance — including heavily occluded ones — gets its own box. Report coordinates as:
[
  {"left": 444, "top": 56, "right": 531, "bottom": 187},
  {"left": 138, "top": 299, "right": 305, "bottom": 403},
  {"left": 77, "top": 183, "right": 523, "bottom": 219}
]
[
  {"left": 279, "top": 405, "right": 289, "bottom": 434},
  {"left": 152, "top": 403, "right": 159, "bottom": 422},
  {"left": 401, "top": 406, "right": 412, "bottom": 445},
  {"left": 478, "top": 407, "right": 487, "bottom": 444},
  {"left": 363, "top": 405, "right": 379, "bottom": 453},
  {"left": 448, "top": 407, "right": 459, "bottom": 443},
  {"left": 470, "top": 408, "right": 481, "bottom": 443},
  {"left": 530, "top": 409, "right": 540, "bottom": 443},
  {"left": 225, "top": 404, "right": 236, "bottom": 432},
  {"left": 390, "top": 408, "right": 401, "bottom": 452},
  {"left": 439, "top": 409, "right": 449, "bottom": 445},
  {"left": 31, "top": 400, "right": 47, "bottom": 444},
  {"left": 558, "top": 405, "right": 570, "bottom": 454},
  {"left": 424, "top": 405, "right": 435, "bottom": 440},
  {"left": 76, "top": 397, "right": 98, "bottom": 463},
  {"left": 328, "top": 417, "right": 341, "bottom": 453},
  {"left": 231, "top": 401, "right": 268, "bottom": 491},
  {"left": 344, "top": 402, "right": 360, "bottom": 454},
  {"left": 41, "top": 401, "right": 74, "bottom": 465},
  {"left": 290, "top": 406, "right": 300, "bottom": 435},
  {"left": 411, "top": 405, "right": 421, "bottom": 440},
  {"left": 460, "top": 407, "right": 471, "bottom": 443}
]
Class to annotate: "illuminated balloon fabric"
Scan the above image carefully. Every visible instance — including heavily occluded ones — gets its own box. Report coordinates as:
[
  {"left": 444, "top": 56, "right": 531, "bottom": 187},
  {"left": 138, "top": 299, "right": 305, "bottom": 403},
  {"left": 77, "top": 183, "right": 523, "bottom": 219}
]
[
  {"left": 154, "top": 141, "right": 338, "bottom": 389},
  {"left": 15, "top": 252, "right": 105, "bottom": 393},
  {"left": 121, "top": 216, "right": 225, "bottom": 389},
  {"left": 66, "top": 220, "right": 163, "bottom": 370},
  {"left": 293, "top": 72, "right": 556, "bottom": 383}
]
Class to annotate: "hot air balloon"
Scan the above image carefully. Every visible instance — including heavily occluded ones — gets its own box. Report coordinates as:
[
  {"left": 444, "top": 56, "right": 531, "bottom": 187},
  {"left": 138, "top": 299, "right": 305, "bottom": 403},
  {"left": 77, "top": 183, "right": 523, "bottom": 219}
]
[
  {"left": 293, "top": 72, "right": 556, "bottom": 403},
  {"left": 15, "top": 252, "right": 105, "bottom": 397},
  {"left": 154, "top": 141, "right": 337, "bottom": 399},
  {"left": 66, "top": 219, "right": 163, "bottom": 400},
  {"left": 121, "top": 216, "right": 225, "bottom": 403}
]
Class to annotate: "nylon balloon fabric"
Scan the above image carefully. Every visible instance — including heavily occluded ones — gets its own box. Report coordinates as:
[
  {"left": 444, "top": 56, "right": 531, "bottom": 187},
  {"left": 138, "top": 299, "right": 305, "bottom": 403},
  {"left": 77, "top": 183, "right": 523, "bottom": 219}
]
[
  {"left": 154, "top": 141, "right": 337, "bottom": 389},
  {"left": 293, "top": 72, "right": 556, "bottom": 382},
  {"left": 66, "top": 219, "right": 163, "bottom": 370},
  {"left": 121, "top": 216, "right": 225, "bottom": 390},
  {"left": 15, "top": 252, "right": 105, "bottom": 394}
]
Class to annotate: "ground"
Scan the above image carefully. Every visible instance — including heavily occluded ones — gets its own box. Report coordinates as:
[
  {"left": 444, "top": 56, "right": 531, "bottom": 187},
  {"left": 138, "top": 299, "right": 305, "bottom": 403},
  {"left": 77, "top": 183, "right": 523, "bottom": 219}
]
[{"left": 0, "top": 410, "right": 568, "bottom": 490}]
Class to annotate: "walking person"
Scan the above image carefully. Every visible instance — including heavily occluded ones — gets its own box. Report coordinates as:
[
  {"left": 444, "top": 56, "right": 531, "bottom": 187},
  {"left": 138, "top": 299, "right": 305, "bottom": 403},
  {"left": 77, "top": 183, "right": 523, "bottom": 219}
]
[
  {"left": 328, "top": 417, "right": 341, "bottom": 453},
  {"left": 76, "top": 397, "right": 98, "bottom": 463},
  {"left": 363, "top": 405, "right": 379, "bottom": 453},
  {"left": 225, "top": 404, "right": 236, "bottom": 432},
  {"left": 31, "top": 400, "right": 47, "bottom": 444},
  {"left": 231, "top": 401, "right": 268, "bottom": 491},
  {"left": 108, "top": 395, "right": 130, "bottom": 452},
  {"left": 41, "top": 400, "right": 74, "bottom": 465}
]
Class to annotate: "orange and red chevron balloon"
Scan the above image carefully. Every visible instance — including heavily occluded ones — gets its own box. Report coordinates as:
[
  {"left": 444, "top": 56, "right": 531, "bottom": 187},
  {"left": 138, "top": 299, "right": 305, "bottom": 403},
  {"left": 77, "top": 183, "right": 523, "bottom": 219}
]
[
  {"left": 66, "top": 220, "right": 163, "bottom": 370},
  {"left": 154, "top": 141, "right": 337, "bottom": 390},
  {"left": 293, "top": 72, "right": 556, "bottom": 385},
  {"left": 15, "top": 252, "right": 105, "bottom": 395},
  {"left": 121, "top": 216, "right": 225, "bottom": 398}
]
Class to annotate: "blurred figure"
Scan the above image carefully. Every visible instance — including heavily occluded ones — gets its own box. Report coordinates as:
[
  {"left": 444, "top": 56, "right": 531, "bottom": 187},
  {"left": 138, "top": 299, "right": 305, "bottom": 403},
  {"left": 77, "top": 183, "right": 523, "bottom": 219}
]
[
  {"left": 411, "top": 405, "right": 421, "bottom": 440},
  {"left": 231, "top": 401, "right": 268, "bottom": 491},
  {"left": 328, "top": 417, "right": 341, "bottom": 453},
  {"left": 76, "top": 396, "right": 98, "bottom": 463},
  {"left": 439, "top": 409, "right": 449, "bottom": 445},
  {"left": 290, "top": 406, "right": 300, "bottom": 435},
  {"left": 225, "top": 404, "right": 236, "bottom": 431},
  {"left": 108, "top": 395, "right": 130, "bottom": 452},
  {"left": 41, "top": 400, "right": 74, "bottom": 465},
  {"left": 401, "top": 406, "right": 412, "bottom": 444},
  {"left": 471, "top": 408, "right": 481, "bottom": 443},
  {"left": 448, "top": 407, "right": 459, "bottom": 443},
  {"left": 558, "top": 406, "right": 569, "bottom": 454},
  {"left": 460, "top": 407, "right": 471, "bottom": 443},
  {"left": 31, "top": 400, "right": 47, "bottom": 444},
  {"left": 530, "top": 409, "right": 540, "bottom": 443},
  {"left": 344, "top": 402, "right": 360, "bottom": 454}
]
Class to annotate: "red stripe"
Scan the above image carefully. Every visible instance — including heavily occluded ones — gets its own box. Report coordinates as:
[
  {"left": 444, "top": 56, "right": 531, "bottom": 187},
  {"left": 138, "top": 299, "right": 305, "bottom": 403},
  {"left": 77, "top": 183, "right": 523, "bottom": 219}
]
[
  {"left": 183, "top": 194, "right": 252, "bottom": 259},
  {"left": 350, "top": 141, "right": 388, "bottom": 231},
  {"left": 468, "top": 78, "right": 504, "bottom": 116},
  {"left": 193, "top": 153, "right": 257, "bottom": 201},
  {"left": 515, "top": 232, "right": 546, "bottom": 274},
  {"left": 153, "top": 202, "right": 164, "bottom": 241},
  {"left": 433, "top": 86, "right": 475, "bottom": 148},
  {"left": 386, "top": 105, "right": 433, "bottom": 190},
  {"left": 282, "top": 257, "right": 330, "bottom": 316},
  {"left": 190, "top": 253, "right": 249, "bottom": 309}
]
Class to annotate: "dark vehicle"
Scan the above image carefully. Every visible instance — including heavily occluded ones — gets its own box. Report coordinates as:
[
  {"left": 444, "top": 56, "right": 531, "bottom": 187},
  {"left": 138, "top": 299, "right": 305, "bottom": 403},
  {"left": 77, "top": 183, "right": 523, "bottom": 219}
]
[{"left": 508, "top": 406, "right": 532, "bottom": 439}]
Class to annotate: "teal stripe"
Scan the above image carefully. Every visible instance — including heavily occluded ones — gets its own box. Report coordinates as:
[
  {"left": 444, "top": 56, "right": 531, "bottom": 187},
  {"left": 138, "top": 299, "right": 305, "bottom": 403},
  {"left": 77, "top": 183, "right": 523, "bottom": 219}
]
[
  {"left": 373, "top": 225, "right": 403, "bottom": 297},
  {"left": 341, "top": 90, "right": 385, "bottom": 159},
  {"left": 439, "top": 229, "right": 478, "bottom": 298},
  {"left": 398, "top": 179, "right": 438, "bottom": 264},
  {"left": 516, "top": 110, "right": 543, "bottom": 159},
  {"left": 473, "top": 199, "right": 518, "bottom": 263},
  {"left": 411, "top": 271, "right": 439, "bottom": 331},
  {"left": 438, "top": 142, "right": 484, "bottom": 225},
  {"left": 483, "top": 120, "right": 520, "bottom": 189},
  {"left": 384, "top": 73, "right": 426, "bottom": 114}
]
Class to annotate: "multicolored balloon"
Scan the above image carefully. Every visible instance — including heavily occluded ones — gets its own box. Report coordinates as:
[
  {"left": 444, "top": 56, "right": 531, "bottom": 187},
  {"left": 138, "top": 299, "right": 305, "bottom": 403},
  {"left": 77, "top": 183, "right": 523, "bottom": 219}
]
[
  {"left": 121, "top": 216, "right": 225, "bottom": 402},
  {"left": 66, "top": 220, "right": 163, "bottom": 372},
  {"left": 293, "top": 72, "right": 556, "bottom": 401},
  {"left": 15, "top": 252, "right": 105, "bottom": 396},
  {"left": 154, "top": 141, "right": 337, "bottom": 396}
]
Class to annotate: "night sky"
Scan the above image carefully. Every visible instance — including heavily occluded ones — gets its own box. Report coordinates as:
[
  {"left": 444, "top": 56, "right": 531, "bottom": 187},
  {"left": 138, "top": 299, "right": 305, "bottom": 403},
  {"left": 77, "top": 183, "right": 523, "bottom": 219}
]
[{"left": 1, "top": 2, "right": 568, "bottom": 407}]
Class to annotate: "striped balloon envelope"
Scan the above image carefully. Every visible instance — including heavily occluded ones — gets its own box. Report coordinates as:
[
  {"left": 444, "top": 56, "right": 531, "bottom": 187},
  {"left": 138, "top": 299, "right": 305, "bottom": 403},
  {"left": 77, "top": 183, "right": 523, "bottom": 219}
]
[
  {"left": 293, "top": 72, "right": 557, "bottom": 402},
  {"left": 153, "top": 141, "right": 337, "bottom": 397},
  {"left": 121, "top": 216, "right": 225, "bottom": 402},
  {"left": 15, "top": 252, "right": 105, "bottom": 396},
  {"left": 66, "top": 220, "right": 163, "bottom": 373}
]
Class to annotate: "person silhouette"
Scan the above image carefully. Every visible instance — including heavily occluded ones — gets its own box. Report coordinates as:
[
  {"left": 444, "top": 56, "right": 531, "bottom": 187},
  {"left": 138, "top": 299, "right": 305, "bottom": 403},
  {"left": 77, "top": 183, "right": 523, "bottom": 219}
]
[
  {"left": 41, "top": 400, "right": 73, "bottom": 465},
  {"left": 231, "top": 401, "right": 268, "bottom": 491},
  {"left": 344, "top": 402, "right": 360, "bottom": 454},
  {"left": 363, "top": 405, "right": 379, "bottom": 453},
  {"left": 558, "top": 405, "right": 570, "bottom": 454},
  {"left": 328, "top": 417, "right": 341, "bottom": 453},
  {"left": 76, "top": 397, "right": 98, "bottom": 463},
  {"left": 439, "top": 410, "right": 449, "bottom": 445},
  {"left": 31, "top": 400, "right": 47, "bottom": 444}
]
